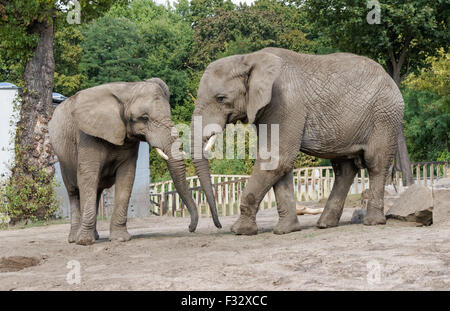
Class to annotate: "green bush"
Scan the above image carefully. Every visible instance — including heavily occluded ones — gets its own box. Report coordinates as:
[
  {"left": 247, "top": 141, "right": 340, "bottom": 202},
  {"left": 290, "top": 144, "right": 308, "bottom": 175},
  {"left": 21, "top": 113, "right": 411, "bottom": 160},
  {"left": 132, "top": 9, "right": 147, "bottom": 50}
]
[{"left": 0, "top": 168, "right": 59, "bottom": 225}]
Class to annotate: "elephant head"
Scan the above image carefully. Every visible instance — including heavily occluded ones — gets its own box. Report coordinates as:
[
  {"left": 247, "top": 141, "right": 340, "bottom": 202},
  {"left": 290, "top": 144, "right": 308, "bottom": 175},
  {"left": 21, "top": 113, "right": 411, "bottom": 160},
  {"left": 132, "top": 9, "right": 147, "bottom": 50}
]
[
  {"left": 190, "top": 51, "right": 282, "bottom": 226},
  {"left": 71, "top": 78, "right": 199, "bottom": 232}
]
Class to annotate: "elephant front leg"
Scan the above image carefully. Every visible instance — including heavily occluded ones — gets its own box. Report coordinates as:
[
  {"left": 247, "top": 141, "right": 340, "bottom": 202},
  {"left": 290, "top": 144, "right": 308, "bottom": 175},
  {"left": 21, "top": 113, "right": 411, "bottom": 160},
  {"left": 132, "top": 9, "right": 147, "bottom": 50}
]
[
  {"left": 109, "top": 158, "right": 137, "bottom": 242},
  {"left": 317, "top": 160, "right": 358, "bottom": 228},
  {"left": 231, "top": 162, "right": 294, "bottom": 235},
  {"left": 273, "top": 170, "right": 301, "bottom": 234},
  {"left": 76, "top": 170, "right": 100, "bottom": 245}
]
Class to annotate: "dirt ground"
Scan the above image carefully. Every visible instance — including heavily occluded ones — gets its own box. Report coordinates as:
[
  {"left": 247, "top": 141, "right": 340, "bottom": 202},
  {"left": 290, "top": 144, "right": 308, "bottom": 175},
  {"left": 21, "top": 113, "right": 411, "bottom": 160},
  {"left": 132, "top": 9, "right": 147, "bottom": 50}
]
[{"left": 0, "top": 201, "right": 449, "bottom": 291}]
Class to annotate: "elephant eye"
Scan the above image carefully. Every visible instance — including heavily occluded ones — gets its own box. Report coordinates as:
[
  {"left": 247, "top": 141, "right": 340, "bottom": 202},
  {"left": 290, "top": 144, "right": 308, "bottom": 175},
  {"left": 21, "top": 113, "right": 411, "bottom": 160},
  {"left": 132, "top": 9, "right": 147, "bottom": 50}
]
[
  {"left": 216, "top": 95, "right": 226, "bottom": 103},
  {"left": 138, "top": 115, "right": 149, "bottom": 122}
]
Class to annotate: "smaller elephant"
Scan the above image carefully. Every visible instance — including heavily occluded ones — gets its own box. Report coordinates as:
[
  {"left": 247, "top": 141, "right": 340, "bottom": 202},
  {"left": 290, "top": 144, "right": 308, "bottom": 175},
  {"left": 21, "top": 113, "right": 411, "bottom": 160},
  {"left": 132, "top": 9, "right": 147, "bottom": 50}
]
[{"left": 49, "top": 78, "right": 203, "bottom": 245}]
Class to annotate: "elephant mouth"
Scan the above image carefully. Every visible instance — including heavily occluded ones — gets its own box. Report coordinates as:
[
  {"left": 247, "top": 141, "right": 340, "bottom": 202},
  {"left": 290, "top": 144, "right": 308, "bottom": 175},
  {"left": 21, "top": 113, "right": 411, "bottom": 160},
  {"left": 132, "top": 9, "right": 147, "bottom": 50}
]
[
  {"left": 227, "top": 112, "right": 247, "bottom": 125},
  {"left": 135, "top": 134, "right": 146, "bottom": 141}
]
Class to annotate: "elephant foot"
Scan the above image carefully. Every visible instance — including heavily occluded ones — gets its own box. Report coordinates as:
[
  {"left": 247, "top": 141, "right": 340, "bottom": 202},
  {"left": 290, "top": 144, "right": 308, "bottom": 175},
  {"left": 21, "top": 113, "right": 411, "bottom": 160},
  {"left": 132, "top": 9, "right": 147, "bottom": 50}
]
[
  {"left": 231, "top": 216, "right": 258, "bottom": 235},
  {"left": 76, "top": 230, "right": 96, "bottom": 246},
  {"left": 68, "top": 225, "right": 80, "bottom": 243},
  {"left": 316, "top": 209, "right": 340, "bottom": 229},
  {"left": 273, "top": 216, "right": 301, "bottom": 235},
  {"left": 68, "top": 231, "right": 77, "bottom": 243},
  {"left": 109, "top": 227, "right": 131, "bottom": 242},
  {"left": 363, "top": 208, "right": 386, "bottom": 226}
]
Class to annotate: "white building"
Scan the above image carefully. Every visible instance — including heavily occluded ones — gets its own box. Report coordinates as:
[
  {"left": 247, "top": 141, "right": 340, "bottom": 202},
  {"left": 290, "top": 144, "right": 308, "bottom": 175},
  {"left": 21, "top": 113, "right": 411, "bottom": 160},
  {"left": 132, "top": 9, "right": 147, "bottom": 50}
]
[{"left": 0, "top": 82, "right": 20, "bottom": 179}]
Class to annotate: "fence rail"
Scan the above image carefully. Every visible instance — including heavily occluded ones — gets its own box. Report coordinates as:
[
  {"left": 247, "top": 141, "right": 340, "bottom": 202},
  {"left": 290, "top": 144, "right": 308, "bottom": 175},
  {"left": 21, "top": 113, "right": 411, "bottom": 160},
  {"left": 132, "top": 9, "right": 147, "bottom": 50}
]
[{"left": 149, "top": 161, "right": 449, "bottom": 218}]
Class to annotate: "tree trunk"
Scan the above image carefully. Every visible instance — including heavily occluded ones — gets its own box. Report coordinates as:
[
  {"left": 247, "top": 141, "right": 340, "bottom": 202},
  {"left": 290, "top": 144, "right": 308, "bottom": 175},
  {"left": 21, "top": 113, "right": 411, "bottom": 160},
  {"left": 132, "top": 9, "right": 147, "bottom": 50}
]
[{"left": 12, "top": 20, "right": 56, "bottom": 183}]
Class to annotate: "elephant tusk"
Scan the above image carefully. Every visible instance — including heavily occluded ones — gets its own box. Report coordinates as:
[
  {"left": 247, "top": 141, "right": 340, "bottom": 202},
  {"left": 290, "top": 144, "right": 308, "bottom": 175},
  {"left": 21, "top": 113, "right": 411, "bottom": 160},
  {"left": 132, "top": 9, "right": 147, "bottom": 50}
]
[
  {"left": 204, "top": 134, "right": 217, "bottom": 153},
  {"left": 155, "top": 148, "right": 169, "bottom": 161}
]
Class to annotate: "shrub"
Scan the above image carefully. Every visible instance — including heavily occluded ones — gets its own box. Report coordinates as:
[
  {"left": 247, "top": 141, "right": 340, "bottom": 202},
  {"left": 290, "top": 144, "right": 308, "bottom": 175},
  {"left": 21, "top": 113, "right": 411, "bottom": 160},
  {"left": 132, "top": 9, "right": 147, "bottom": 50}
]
[{"left": 0, "top": 168, "right": 59, "bottom": 225}]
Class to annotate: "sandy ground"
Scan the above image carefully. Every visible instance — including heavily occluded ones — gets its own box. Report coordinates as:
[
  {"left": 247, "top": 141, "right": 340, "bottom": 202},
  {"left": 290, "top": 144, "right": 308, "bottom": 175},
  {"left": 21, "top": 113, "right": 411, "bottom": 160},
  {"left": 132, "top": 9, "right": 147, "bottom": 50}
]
[{"left": 0, "top": 203, "right": 449, "bottom": 291}]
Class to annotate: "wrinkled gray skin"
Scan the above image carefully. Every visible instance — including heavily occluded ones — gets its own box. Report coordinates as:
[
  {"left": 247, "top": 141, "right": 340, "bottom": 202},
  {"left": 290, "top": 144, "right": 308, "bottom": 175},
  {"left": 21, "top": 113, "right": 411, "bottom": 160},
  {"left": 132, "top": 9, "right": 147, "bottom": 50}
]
[
  {"left": 192, "top": 47, "right": 403, "bottom": 235},
  {"left": 49, "top": 78, "right": 198, "bottom": 245}
]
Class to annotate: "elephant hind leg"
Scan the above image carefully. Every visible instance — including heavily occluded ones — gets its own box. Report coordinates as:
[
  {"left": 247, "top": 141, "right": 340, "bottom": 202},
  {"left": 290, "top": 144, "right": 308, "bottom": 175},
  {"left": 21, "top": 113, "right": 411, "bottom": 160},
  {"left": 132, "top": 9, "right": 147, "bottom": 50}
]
[
  {"left": 273, "top": 170, "right": 301, "bottom": 234},
  {"left": 362, "top": 129, "right": 397, "bottom": 225},
  {"left": 317, "top": 160, "right": 358, "bottom": 229},
  {"left": 363, "top": 171, "right": 387, "bottom": 225}
]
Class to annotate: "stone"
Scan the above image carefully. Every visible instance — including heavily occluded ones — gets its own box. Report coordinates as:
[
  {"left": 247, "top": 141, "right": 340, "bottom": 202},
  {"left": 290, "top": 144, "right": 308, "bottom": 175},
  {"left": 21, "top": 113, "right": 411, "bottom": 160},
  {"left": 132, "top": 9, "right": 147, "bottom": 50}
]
[
  {"left": 432, "top": 178, "right": 450, "bottom": 225},
  {"left": 351, "top": 208, "right": 366, "bottom": 224},
  {"left": 386, "top": 184, "right": 433, "bottom": 226},
  {"left": 384, "top": 185, "right": 399, "bottom": 196}
]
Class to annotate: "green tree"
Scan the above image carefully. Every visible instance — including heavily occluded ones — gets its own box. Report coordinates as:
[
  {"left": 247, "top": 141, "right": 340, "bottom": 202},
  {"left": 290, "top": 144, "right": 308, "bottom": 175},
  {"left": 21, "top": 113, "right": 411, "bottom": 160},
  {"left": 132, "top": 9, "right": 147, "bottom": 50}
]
[
  {"left": 106, "top": 0, "right": 194, "bottom": 108},
  {"left": 402, "top": 51, "right": 449, "bottom": 161},
  {"left": 53, "top": 23, "right": 85, "bottom": 96},
  {"left": 80, "top": 16, "right": 146, "bottom": 87},
  {"left": 304, "top": 0, "right": 449, "bottom": 86},
  {"left": 0, "top": 0, "right": 120, "bottom": 222}
]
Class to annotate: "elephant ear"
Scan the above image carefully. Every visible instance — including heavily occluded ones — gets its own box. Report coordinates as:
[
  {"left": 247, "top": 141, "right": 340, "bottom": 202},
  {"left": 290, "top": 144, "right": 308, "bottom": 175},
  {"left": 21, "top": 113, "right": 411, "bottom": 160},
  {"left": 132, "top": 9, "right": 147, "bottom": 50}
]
[
  {"left": 146, "top": 78, "right": 170, "bottom": 101},
  {"left": 71, "top": 86, "right": 127, "bottom": 146},
  {"left": 242, "top": 52, "right": 282, "bottom": 124}
]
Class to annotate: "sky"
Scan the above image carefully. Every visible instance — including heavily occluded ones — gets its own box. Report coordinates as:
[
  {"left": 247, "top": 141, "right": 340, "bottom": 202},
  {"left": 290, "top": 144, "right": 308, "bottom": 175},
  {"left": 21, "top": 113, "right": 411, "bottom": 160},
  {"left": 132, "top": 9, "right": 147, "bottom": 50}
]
[{"left": 153, "top": 0, "right": 256, "bottom": 6}]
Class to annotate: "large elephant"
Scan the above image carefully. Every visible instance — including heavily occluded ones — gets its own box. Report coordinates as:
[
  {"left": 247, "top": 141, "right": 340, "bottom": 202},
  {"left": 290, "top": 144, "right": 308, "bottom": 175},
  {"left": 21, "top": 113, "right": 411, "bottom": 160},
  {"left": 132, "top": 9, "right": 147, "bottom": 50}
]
[
  {"left": 49, "top": 78, "right": 201, "bottom": 245},
  {"left": 191, "top": 47, "right": 404, "bottom": 235}
]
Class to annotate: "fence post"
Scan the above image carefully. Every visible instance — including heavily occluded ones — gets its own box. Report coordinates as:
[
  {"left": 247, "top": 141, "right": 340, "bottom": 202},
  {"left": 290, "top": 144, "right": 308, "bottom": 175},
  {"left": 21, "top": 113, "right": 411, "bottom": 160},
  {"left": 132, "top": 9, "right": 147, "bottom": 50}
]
[
  {"left": 416, "top": 165, "right": 420, "bottom": 184},
  {"left": 430, "top": 163, "right": 434, "bottom": 186}
]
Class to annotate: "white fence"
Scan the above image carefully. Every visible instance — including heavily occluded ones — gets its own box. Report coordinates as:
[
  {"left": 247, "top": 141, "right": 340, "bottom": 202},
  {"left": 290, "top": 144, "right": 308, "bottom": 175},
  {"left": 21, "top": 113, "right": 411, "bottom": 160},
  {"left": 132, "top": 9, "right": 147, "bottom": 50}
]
[{"left": 149, "top": 161, "right": 449, "bottom": 218}]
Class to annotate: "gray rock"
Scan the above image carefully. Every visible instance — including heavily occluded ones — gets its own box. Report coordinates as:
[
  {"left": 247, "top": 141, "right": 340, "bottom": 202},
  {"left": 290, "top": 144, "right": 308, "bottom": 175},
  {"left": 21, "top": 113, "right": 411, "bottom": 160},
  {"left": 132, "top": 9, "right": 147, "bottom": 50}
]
[
  {"left": 432, "top": 180, "right": 450, "bottom": 225},
  {"left": 384, "top": 185, "right": 399, "bottom": 196},
  {"left": 386, "top": 184, "right": 433, "bottom": 226},
  {"left": 351, "top": 208, "right": 366, "bottom": 224}
]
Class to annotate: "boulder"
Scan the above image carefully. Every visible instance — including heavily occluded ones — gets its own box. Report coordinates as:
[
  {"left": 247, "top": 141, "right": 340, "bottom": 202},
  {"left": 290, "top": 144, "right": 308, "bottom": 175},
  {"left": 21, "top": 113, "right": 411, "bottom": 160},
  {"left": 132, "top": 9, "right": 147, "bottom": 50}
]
[
  {"left": 351, "top": 208, "right": 366, "bottom": 224},
  {"left": 386, "top": 184, "right": 433, "bottom": 226},
  {"left": 432, "top": 178, "right": 450, "bottom": 225}
]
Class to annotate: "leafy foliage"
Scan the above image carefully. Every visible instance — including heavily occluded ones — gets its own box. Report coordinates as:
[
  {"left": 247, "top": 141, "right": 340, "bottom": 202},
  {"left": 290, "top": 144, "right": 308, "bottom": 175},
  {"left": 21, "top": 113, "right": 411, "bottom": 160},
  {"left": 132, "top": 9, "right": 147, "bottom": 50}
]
[
  {"left": 53, "top": 23, "right": 85, "bottom": 96},
  {"left": 402, "top": 50, "right": 449, "bottom": 161},
  {"left": 304, "top": 0, "right": 449, "bottom": 83},
  {"left": 0, "top": 168, "right": 59, "bottom": 224},
  {"left": 3, "top": 0, "right": 446, "bottom": 188},
  {"left": 80, "top": 16, "right": 145, "bottom": 87}
]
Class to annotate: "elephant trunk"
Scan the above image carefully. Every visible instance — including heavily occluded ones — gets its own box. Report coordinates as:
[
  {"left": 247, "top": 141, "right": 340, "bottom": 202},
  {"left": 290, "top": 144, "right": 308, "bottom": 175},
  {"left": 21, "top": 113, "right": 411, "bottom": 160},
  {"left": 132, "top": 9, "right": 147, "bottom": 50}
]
[
  {"left": 166, "top": 156, "right": 199, "bottom": 232},
  {"left": 190, "top": 123, "right": 222, "bottom": 229}
]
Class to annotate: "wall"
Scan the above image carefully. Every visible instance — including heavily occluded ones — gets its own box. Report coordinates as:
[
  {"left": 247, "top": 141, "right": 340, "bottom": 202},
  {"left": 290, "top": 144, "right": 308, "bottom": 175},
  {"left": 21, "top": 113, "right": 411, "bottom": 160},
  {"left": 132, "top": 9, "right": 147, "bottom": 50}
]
[{"left": 0, "top": 87, "right": 19, "bottom": 179}]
